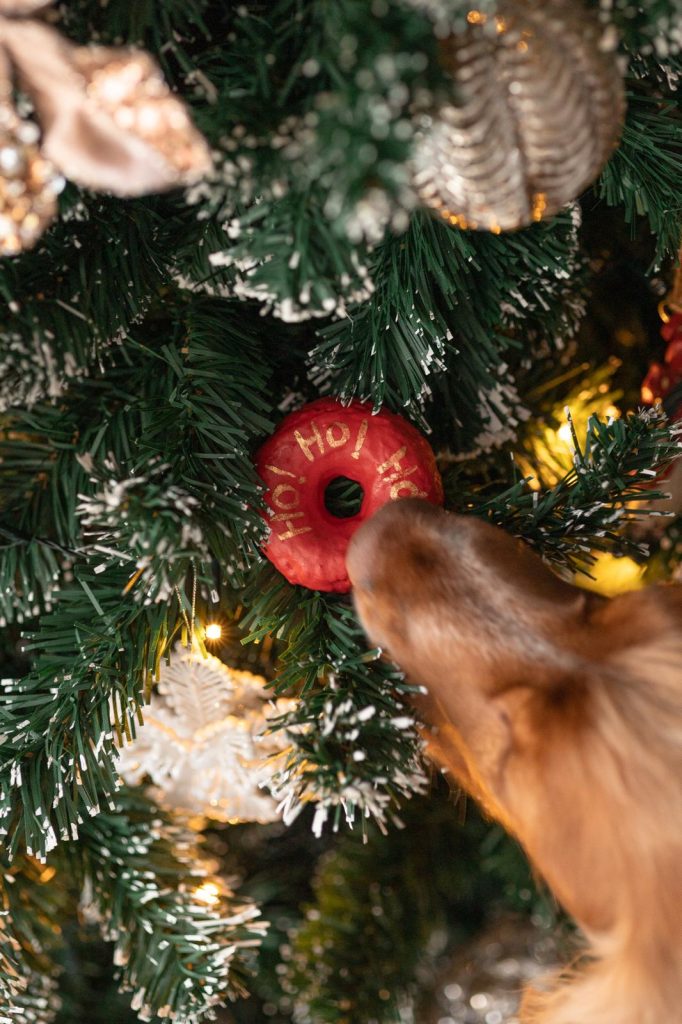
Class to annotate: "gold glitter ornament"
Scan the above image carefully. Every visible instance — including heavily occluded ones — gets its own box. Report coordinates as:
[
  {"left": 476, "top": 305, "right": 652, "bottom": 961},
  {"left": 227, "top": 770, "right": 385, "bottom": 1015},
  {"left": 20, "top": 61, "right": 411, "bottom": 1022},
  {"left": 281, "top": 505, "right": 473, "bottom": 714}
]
[
  {"left": 0, "top": 21, "right": 212, "bottom": 197},
  {"left": 0, "top": 0, "right": 211, "bottom": 253},
  {"left": 79, "top": 50, "right": 210, "bottom": 190},
  {"left": 0, "top": 108, "right": 64, "bottom": 255},
  {"left": 412, "top": 0, "right": 625, "bottom": 232},
  {"left": 0, "top": 1, "right": 47, "bottom": 11}
]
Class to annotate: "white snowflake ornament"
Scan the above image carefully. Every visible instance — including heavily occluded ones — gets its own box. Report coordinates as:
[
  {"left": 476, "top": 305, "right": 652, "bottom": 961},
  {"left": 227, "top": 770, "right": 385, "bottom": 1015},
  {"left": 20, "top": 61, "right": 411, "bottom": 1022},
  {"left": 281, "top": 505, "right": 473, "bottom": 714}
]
[{"left": 117, "top": 645, "right": 293, "bottom": 823}]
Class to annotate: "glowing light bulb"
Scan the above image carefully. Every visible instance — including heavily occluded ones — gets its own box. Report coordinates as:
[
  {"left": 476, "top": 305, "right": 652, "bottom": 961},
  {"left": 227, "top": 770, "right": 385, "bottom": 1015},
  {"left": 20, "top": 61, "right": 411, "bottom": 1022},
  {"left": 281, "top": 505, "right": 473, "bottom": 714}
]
[
  {"left": 577, "top": 552, "right": 645, "bottom": 598},
  {"left": 204, "top": 622, "right": 222, "bottom": 641},
  {"left": 193, "top": 881, "right": 221, "bottom": 906}
]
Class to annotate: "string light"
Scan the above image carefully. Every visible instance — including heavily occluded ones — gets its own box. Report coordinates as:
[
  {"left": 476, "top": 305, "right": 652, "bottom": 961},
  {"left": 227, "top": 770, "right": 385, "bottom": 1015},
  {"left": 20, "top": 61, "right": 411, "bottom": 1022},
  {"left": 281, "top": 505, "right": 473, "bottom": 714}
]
[
  {"left": 205, "top": 622, "right": 222, "bottom": 641},
  {"left": 192, "top": 881, "right": 221, "bottom": 906},
  {"left": 577, "top": 551, "right": 645, "bottom": 598},
  {"left": 517, "top": 360, "right": 623, "bottom": 487}
]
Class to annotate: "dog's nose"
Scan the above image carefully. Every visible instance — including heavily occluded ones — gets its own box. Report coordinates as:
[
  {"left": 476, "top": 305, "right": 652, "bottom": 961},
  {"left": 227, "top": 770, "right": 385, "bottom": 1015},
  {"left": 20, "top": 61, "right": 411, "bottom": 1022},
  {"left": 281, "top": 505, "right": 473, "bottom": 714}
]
[
  {"left": 347, "top": 498, "right": 438, "bottom": 592},
  {"left": 346, "top": 513, "right": 382, "bottom": 593}
]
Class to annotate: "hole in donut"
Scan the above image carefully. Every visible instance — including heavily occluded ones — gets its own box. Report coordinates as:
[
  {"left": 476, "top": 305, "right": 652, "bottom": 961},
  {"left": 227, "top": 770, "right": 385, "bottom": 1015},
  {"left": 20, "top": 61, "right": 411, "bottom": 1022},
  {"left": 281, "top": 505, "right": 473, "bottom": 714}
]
[{"left": 324, "top": 476, "right": 364, "bottom": 519}]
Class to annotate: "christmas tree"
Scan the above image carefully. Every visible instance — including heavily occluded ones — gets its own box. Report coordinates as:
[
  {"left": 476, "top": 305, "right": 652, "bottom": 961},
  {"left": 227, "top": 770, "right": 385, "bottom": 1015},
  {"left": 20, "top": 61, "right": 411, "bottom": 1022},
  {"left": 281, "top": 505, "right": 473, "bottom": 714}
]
[{"left": 0, "top": 1, "right": 680, "bottom": 1022}]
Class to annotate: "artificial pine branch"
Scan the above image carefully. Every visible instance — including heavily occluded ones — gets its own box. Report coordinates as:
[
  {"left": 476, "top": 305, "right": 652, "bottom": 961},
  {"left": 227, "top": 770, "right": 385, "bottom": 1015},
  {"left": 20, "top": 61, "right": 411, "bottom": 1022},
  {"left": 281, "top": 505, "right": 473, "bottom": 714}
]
[
  {"left": 0, "top": 195, "right": 186, "bottom": 414},
  {"left": 0, "top": 296, "right": 272, "bottom": 621},
  {"left": 0, "top": 795, "right": 265, "bottom": 1024},
  {"left": 456, "top": 407, "right": 682, "bottom": 575},
  {"left": 0, "top": 853, "right": 66, "bottom": 1023},
  {"left": 240, "top": 565, "right": 427, "bottom": 835},
  {"left": 0, "top": 564, "right": 180, "bottom": 860},
  {"left": 310, "top": 206, "right": 586, "bottom": 438},
  {"left": 71, "top": 789, "right": 265, "bottom": 1023},
  {"left": 282, "top": 791, "right": 546, "bottom": 1024},
  {"left": 57, "top": 0, "right": 212, "bottom": 57},
  {"left": 606, "top": 0, "right": 682, "bottom": 58},
  {"left": 0, "top": 973, "right": 61, "bottom": 1024},
  {"left": 598, "top": 91, "right": 682, "bottom": 263}
]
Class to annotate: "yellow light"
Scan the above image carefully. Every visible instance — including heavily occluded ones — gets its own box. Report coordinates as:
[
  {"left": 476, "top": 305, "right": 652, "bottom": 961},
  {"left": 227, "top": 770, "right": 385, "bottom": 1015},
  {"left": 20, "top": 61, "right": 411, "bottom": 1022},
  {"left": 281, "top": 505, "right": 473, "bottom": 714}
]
[
  {"left": 467, "top": 10, "right": 487, "bottom": 25},
  {"left": 531, "top": 191, "right": 547, "bottom": 221},
  {"left": 204, "top": 622, "right": 222, "bottom": 641},
  {"left": 576, "top": 552, "right": 645, "bottom": 598},
  {"left": 193, "top": 881, "right": 221, "bottom": 906},
  {"left": 516, "top": 360, "right": 624, "bottom": 489}
]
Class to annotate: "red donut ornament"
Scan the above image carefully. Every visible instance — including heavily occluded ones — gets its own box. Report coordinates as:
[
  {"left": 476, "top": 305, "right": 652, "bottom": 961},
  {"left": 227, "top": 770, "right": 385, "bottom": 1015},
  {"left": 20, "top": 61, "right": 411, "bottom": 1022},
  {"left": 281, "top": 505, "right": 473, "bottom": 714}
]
[{"left": 256, "top": 398, "right": 444, "bottom": 592}]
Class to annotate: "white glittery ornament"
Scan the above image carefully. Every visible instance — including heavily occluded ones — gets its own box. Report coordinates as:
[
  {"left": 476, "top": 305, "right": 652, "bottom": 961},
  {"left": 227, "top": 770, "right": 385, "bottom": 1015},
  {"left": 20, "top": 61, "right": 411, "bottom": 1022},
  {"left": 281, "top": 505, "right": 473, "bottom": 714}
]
[{"left": 117, "top": 646, "right": 294, "bottom": 823}]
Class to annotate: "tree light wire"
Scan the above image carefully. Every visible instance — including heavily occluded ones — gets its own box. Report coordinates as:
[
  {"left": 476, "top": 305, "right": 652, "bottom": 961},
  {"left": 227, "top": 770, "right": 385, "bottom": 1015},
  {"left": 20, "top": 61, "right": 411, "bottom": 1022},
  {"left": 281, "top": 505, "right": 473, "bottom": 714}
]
[{"left": 173, "top": 559, "right": 197, "bottom": 649}]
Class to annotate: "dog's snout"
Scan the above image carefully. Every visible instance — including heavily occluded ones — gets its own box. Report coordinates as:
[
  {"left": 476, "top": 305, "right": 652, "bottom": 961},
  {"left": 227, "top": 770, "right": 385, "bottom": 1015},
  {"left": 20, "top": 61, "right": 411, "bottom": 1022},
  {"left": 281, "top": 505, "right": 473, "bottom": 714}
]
[
  {"left": 346, "top": 511, "right": 387, "bottom": 593},
  {"left": 348, "top": 498, "right": 439, "bottom": 589}
]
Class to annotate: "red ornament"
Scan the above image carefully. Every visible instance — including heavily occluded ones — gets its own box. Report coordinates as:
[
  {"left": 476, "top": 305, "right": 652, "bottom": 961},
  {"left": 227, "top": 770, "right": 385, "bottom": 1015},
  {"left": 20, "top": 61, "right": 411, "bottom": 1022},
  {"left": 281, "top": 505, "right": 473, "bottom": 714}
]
[
  {"left": 641, "top": 363, "right": 673, "bottom": 406},
  {"left": 642, "top": 312, "right": 682, "bottom": 413},
  {"left": 660, "top": 312, "right": 682, "bottom": 344},
  {"left": 664, "top": 337, "right": 682, "bottom": 378},
  {"left": 641, "top": 316, "right": 682, "bottom": 491},
  {"left": 255, "top": 398, "right": 444, "bottom": 592}
]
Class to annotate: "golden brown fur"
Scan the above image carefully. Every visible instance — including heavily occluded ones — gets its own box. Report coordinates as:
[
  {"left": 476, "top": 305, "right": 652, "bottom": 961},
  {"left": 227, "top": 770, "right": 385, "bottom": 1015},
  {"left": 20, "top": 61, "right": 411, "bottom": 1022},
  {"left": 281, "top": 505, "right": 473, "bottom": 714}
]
[{"left": 347, "top": 499, "right": 682, "bottom": 1024}]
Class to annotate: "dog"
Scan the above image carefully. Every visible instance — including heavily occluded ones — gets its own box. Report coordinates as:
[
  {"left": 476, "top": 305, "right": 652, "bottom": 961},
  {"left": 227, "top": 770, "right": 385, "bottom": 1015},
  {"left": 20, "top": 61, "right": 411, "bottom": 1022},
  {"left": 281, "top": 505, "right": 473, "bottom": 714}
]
[{"left": 347, "top": 499, "right": 682, "bottom": 1024}]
